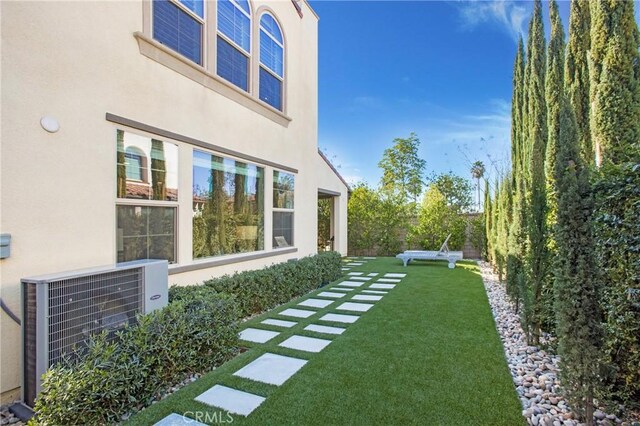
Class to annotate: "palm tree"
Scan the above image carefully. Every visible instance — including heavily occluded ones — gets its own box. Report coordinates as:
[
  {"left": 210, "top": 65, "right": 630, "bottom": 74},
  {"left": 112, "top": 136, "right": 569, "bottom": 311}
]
[{"left": 470, "top": 161, "right": 485, "bottom": 212}]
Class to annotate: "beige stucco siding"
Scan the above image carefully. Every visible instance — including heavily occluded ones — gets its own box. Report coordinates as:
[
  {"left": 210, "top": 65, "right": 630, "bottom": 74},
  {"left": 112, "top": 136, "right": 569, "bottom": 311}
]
[{"left": 0, "top": 0, "right": 346, "bottom": 399}]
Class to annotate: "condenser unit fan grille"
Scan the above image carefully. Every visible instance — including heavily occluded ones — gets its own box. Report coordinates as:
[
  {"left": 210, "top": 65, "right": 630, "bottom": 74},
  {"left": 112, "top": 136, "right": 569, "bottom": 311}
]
[{"left": 47, "top": 268, "right": 144, "bottom": 366}]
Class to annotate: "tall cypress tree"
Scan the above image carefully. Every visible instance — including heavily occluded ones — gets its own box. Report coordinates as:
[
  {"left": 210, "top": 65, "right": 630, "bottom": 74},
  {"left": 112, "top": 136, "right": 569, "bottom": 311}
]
[
  {"left": 554, "top": 93, "right": 603, "bottom": 426},
  {"left": 484, "top": 179, "right": 492, "bottom": 263},
  {"left": 565, "top": 0, "right": 592, "bottom": 165},
  {"left": 507, "top": 37, "right": 526, "bottom": 314},
  {"left": 524, "top": 0, "right": 548, "bottom": 345},
  {"left": 591, "top": 0, "right": 640, "bottom": 164}
]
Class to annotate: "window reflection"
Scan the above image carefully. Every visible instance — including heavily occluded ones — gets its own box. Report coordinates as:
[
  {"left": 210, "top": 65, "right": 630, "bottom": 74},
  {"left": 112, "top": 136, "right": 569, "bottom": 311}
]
[
  {"left": 116, "top": 130, "right": 179, "bottom": 201},
  {"left": 116, "top": 206, "right": 176, "bottom": 263},
  {"left": 192, "top": 150, "right": 264, "bottom": 258},
  {"left": 273, "top": 171, "right": 294, "bottom": 209}
]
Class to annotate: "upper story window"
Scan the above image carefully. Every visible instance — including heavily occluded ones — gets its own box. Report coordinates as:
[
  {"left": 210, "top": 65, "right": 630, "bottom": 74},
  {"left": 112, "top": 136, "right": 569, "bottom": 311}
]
[
  {"left": 217, "top": 0, "right": 251, "bottom": 91},
  {"left": 259, "top": 13, "right": 284, "bottom": 111},
  {"left": 153, "top": 0, "right": 204, "bottom": 65}
]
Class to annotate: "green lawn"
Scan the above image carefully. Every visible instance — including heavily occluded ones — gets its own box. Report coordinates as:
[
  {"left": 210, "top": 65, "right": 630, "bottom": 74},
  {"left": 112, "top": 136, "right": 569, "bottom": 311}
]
[{"left": 127, "top": 258, "right": 524, "bottom": 425}]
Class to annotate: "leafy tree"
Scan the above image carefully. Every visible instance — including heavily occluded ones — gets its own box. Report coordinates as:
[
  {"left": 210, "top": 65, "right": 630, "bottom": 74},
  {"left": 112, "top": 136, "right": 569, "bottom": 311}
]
[
  {"left": 430, "top": 172, "right": 473, "bottom": 212},
  {"left": 565, "top": 0, "right": 592, "bottom": 165},
  {"left": 470, "top": 161, "right": 485, "bottom": 212},
  {"left": 553, "top": 94, "right": 603, "bottom": 426},
  {"left": 378, "top": 132, "right": 426, "bottom": 205},
  {"left": 524, "top": 0, "right": 548, "bottom": 345},
  {"left": 409, "top": 186, "right": 466, "bottom": 250},
  {"left": 317, "top": 198, "right": 332, "bottom": 250},
  {"left": 347, "top": 183, "right": 381, "bottom": 256},
  {"left": 376, "top": 191, "right": 409, "bottom": 255}
]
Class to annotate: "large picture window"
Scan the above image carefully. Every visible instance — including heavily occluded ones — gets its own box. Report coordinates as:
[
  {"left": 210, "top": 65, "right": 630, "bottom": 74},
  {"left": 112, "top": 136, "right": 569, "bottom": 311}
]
[
  {"left": 273, "top": 171, "right": 294, "bottom": 247},
  {"left": 193, "top": 150, "right": 264, "bottom": 258},
  {"left": 116, "top": 130, "right": 179, "bottom": 263}
]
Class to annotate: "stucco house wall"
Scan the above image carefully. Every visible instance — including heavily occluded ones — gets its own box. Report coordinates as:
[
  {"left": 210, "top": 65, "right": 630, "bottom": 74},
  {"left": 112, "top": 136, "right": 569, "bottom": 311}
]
[{"left": 0, "top": 0, "right": 347, "bottom": 401}]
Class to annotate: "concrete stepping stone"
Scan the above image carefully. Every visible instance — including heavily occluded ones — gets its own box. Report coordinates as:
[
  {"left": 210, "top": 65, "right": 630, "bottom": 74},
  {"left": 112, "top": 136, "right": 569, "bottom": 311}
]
[
  {"left": 234, "top": 353, "right": 307, "bottom": 386},
  {"left": 154, "top": 413, "right": 208, "bottom": 426},
  {"left": 331, "top": 287, "right": 354, "bottom": 292},
  {"left": 367, "top": 273, "right": 379, "bottom": 277},
  {"left": 278, "top": 308, "right": 316, "bottom": 318},
  {"left": 338, "top": 280, "right": 364, "bottom": 287},
  {"left": 384, "top": 273, "right": 406, "bottom": 278},
  {"left": 341, "top": 268, "right": 350, "bottom": 271},
  {"left": 346, "top": 263, "right": 363, "bottom": 266},
  {"left": 377, "top": 278, "right": 401, "bottom": 283},
  {"left": 239, "top": 328, "right": 280, "bottom": 343},
  {"left": 320, "top": 313, "right": 360, "bottom": 324},
  {"left": 279, "top": 335, "right": 332, "bottom": 353},
  {"left": 317, "top": 291, "right": 346, "bottom": 299},
  {"left": 337, "top": 302, "right": 374, "bottom": 312},
  {"left": 348, "top": 272, "right": 364, "bottom": 276},
  {"left": 363, "top": 257, "right": 377, "bottom": 259},
  {"left": 261, "top": 318, "right": 297, "bottom": 328},
  {"left": 352, "top": 294, "right": 383, "bottom": 302},
  {"left": 362, "top": 290, "right": 388, "bottom": 295},
  {"left": 195, "top": 385, "right": 265, "bottom": 417},
  {"left": 350, "top": 277, "right": 371, "bottom": 281},
  {"left": 304, "top": 324, "right": 346, "bottom": 335},
  {"left": 298, "top": 298, "right": 333, "bottom": 309},
  {"left": 370, "top": 283, "right": 395, "bottom": 290}
]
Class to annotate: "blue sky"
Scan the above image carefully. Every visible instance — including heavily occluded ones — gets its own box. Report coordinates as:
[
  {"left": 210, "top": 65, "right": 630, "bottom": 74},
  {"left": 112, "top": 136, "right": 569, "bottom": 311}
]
[{"left": 311, "top": 0, "right": 640, "bottom": 190}]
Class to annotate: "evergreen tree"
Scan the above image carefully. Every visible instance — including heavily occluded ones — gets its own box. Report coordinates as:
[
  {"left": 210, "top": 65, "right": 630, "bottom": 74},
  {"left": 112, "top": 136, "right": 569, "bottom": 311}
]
[
  {"left": 565, "top": 0, "right": 592, "bottom": 165},
  {"left": 524, "top": 0, "right": 548, "bottom": 344},
  {"left": 507, "top": 36, "right": 526, "bottom": 314},
  {"left": 483, "top": 179, "right": 492, "bottom": 262},
  {"left": 554, "top": 93, "right": 603, "bottom": 426},
  {"left": 591, "top": 0, "right": 640, "bottom": 164}
]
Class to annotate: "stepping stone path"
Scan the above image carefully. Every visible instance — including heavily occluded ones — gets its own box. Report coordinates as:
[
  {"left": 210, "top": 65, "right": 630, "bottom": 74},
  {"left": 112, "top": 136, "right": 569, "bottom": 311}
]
[
  {"left": 154, "top": 413, "right": 208, "bottom": 426},
  {"left": 298, "top": 298, "right": 334, "bottom": 309},
  {"left": 279, "top": 335, "right": 332, "bottom": 353},
  {"left": 261, "top": 318, "right": 297, "bottom": 328},
  {"left": 370, "top": 283, "right": 395, "bottom": 290},
  {"left": 239, "top": 328, "right": 280, "bottom": 343},
  {"left": 180, "top": 269, "right": 405, "bottom": 420},
  {"left": 195, "top": 385, "right": 266, "bottom": 416},
  {"left": 362, "top": 290, "right": 388, "bottom": 295},
  {"left": 320, "top": 313, "right": 360, "bottom": 323},
  {"left": 279, "top": 308, "right": 316, "bottom": 318},
  {"left": 352, "top": 294, "right": 383, "bottom": 301},
  {"left": 337, "top": 280, "right": 364, "bottom": 287},
  {"left": 346, "top": 262, "right": 363, "bottom": 266},
  {"left": 336, "top": 302, "right": 374, "bottom": 312},
  {"left": 317, "top": 291, "right": 346, "bottom": 299},
  {"left": 234, "top": 353, "right": 307, "bottom": 386},
  {"left": 350, "top": 277, "right": 371, "bottom": 281},
  {"left": 304, "top": 324, "right": 346, "bottom": 335}
]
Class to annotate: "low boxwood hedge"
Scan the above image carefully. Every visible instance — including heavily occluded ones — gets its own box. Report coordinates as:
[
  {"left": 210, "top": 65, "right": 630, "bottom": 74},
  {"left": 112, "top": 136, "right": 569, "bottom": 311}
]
[
  {"left": 170, "top": 251, "right": 343, "bottom": 317},
  {"left": 31, "top": 294, "right": 239, "bottom": 426}
]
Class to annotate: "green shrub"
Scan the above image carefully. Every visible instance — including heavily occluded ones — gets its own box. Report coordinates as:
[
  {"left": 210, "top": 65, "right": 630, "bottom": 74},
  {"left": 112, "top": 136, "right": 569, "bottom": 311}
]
[
  {"left": 200, "top": 252, "right": 342, "bottom": 317},
  {"left": 31, "top": 295, "right": 239, "bottom": 426},
  {"left": 593, "top": 162, "right": 640, "bottom": 410}
]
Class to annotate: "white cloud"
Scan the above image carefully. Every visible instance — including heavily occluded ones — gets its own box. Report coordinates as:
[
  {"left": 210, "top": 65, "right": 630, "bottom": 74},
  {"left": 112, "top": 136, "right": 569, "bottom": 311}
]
[{"left": 456, "top": 0, "right": 528, "bottom": 42}]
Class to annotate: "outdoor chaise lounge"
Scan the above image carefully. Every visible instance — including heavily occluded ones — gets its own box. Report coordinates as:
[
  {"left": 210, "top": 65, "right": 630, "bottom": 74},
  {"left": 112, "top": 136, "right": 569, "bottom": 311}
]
[{"left": 396, "top": 234, "right": 464, "bottom": 269}]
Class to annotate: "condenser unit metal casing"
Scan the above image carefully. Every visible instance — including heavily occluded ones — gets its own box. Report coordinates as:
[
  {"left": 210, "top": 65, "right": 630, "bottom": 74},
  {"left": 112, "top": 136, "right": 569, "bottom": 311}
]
[{"left": 21, "top": 259, "right": 168, "bottom": 407}]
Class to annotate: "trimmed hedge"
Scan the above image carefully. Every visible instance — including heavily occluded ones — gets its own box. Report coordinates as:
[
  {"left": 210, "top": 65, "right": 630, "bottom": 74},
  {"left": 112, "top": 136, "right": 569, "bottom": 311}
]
[
  {"left": 31, "top": 294, "right": 239, "bottom": 426},
  {"left": 170, "top": 251, "right": 343, "bottom": 317}
]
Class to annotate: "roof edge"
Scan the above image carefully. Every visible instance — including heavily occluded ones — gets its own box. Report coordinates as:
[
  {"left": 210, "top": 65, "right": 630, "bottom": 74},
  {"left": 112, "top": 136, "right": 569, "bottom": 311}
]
[
  {"left": 301, "top": 0, "right": 319, "bottom": 20},
  {"left": 318, "top": 149, "right": 351, "bottom": 193}
]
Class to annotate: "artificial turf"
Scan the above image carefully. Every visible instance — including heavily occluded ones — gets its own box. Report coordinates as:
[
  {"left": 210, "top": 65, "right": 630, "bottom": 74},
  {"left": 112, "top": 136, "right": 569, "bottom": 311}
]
[{"left": 127, "top": 258, "right": 524, "bottom": 425}]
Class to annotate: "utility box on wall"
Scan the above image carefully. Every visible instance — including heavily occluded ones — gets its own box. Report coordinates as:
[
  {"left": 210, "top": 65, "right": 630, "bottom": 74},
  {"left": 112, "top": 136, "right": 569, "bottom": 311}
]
[{"left": 0, "top": 234, "right": 11, "bottom": 259}]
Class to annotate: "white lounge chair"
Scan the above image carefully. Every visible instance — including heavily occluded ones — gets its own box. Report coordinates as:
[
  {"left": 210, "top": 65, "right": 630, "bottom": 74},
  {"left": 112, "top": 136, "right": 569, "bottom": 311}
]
[{"left": 395, "top": 234, "right": 464, "bottom": 269}]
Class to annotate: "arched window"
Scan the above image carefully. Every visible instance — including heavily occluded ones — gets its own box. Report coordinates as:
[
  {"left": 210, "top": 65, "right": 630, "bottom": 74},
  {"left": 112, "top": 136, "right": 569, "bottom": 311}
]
[
  {"left": 124, "top": 147, "right": 147, "bottom": 182},
  {"left": 259, "top": 13, "right": 284, "bottom": 111},
  {"left": 217, "top": 0, "right": 251, "bottom": 91}
]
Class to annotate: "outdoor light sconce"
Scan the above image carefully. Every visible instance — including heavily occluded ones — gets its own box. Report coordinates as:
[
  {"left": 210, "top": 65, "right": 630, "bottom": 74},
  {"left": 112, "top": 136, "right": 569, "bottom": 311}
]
[{"left": 40, "top": 116, "right": 60, "bottom": 133}]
